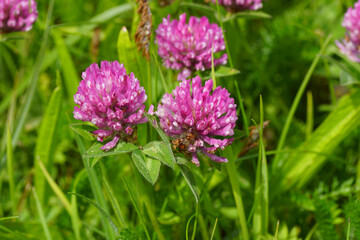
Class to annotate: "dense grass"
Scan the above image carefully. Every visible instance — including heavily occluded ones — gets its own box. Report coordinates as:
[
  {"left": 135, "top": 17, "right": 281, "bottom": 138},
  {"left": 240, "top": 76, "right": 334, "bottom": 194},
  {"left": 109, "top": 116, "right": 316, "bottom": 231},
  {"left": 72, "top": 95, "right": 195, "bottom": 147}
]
[{"left": 1, "top": 0, "right": 360, "bottom": 239}]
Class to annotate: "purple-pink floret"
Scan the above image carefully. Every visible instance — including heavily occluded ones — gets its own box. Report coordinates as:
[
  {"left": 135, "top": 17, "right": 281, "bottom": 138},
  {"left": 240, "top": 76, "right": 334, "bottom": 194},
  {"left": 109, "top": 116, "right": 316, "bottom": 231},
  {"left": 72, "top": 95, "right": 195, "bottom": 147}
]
[
  {"left": 0, "top": 0, "right": 38, "bottom": 33},
  {"left": 155, "top": 13, "right": 227, "bottom": 81},
  {"left": 336, "top": 1, "right": 360, "bottom": 62},
  {"left": 155, "top": 76, "right": 237, "bottom": 166},
  {"left": 73, "top": 61, "right": 148, "bottom": 151},
  {"left": 212, "top": 0, "right": 264, "bottom": 12}
]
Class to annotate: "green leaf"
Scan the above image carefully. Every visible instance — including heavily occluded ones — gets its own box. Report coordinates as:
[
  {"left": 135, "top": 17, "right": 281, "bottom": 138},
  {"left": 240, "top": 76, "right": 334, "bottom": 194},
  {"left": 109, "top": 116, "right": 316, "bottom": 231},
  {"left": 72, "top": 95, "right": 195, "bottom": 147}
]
[
  {"left": 222, "top": 11, "right": 272, "bottom": 22},
  {"left": 146, "top": 113, "right": 177, "bottom": 165},
  {"left": 278, "top": 88, "right": 360, "bottom": 191},
  {"left": 178, "top": 164, "right": 200, "bottom": 203},
  {"left": 88, "top": 157, "right": 102, "bottom": 168},
  {"left": 131, "top": 150, "right": 161, "bottom": 185},
  {"left": 34, "top": 86, "right": 63, "bottom": 206},
  {"left": 91, "top": 4, "right": 132, "bottom": 23},
  {"left": 175, "top": 156, "right": 188, "bottom": 165},
  {"left": 204, "top": 66, "right": 240, "bottom": 80},
  {"left": 143, "top": 141, "right": 175, "bottom": 169},
  {"left": 117, "top": 26, "right": 139, "bottom": 76},
  {"left": 84, "top": 141, "right": 138, "bottom": 158},
  {"left": 69, "top": 123, "right": 96, "bottom": 141}
]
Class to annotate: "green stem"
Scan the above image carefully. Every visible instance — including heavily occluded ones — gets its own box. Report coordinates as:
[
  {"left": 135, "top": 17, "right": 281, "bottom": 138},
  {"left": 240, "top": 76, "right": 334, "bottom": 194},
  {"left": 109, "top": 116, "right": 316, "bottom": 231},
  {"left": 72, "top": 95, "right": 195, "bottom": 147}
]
[
  {"left": 234, "top": 81, "right": 249, "bottom": 135},
  {"left": 211, "top": 44, "right": 216, "bottom": 90},
  {"left": 74, "top": 135, "right": 116, "bottom": 240},
  {"left": 225, "top": 147, "right": 249, "bottom": 240},
  {"left": 210, "top": 218, "right": 218, "bottom": 240},
  {"left": 6, "top": 125, "right": 15, "bottom": 214},
  {"left": 191, "top": 203, "right": 199, "bottom": 240},
  {"left": 198, "top": 208, "right": 209, "bottom": 240},
  {"left": 272, "top": 35, "right": 332, "bottom": 169},
  {"left": 306, "top": 91, "right": 314, "bottom": 139},
  {"left": 215, "top": 1, "right": 249, "bottom": 135}
]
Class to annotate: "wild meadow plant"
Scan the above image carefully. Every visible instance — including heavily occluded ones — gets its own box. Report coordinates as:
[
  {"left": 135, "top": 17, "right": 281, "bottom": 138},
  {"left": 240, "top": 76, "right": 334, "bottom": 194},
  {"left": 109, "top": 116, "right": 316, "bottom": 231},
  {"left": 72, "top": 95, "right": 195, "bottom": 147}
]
[{"left": 2, "top": 0, "right": 360, "bottom": 239}]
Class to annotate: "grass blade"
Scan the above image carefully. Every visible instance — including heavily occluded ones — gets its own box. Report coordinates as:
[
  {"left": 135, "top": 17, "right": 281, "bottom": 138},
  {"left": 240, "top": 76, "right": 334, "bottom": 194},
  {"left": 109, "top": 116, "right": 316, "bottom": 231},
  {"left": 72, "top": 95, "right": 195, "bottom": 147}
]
[
  {"left": 6, "top": 125, "right": 15, "bottom": 214},
  {"left": 347, "top": 218, "right": 350, "bottom": 240},
  {"left": 68, "top": 192, "right": 119, "bottom": 234},
  {"left": 272, "top": 34, "right": 332, "bottom": 169},
  {"left": 0, "top": 216, "right": 19, "bottom": 221},
  {"left": 1, "top": 0, "right": 55, "bottom": 170},
  {"left": 252, "top": 96, "right": 269, "bottom": 239},
  {"left": 278, "top": 88, "right": 360, "bottom": 191},
  {"left": 178, "top": 164, "right": 200, "bottom": 203},
  {"left": 73, "top": 134, "right": 116, "bottom": 240},
  {"left": 306, "top": 91, "right": 314, "bottom": 139},
  {"left": 122, "top": 177, "right": 151, "bottom": 240},
  {"left": 222, "top": 11, "right": 272, "bottom": 22},
  {"left": 0, "top": 224, "right": 29, "bottom": 240},
  {"left": 224, "top": 146, "right": 249, "bottom": 240},
  {"left": 185, "top": 214, "right": 196, "bottom": 240},
  {"left": 152, "top": 50, "right": 170, "bottom": 93},
  {"left": 210, "top": 218, "right": 218, "bottom": 240},
  {"left": 100, "top": 164, "right": 126, "bottom": 228},
  {"left": 70, "top": 170, "right": 85, "bottom": 240},
  {"left": 34, "top": 85, "right": 62, "bottom": 205},
  {"left": 32, "top": 188, "right": 53, "bottom": 240},
  {"left": 211, "top": 44, "right": 216, "bottom": 89},
  {"left": 52, "top": 30, "right": 79, "bottom": 98},
  {"left": 38, "top": 160, "right": 72, "bottom": 214},
  {"left": 274, "top": 220, "right": 279, "bottom": 240}
]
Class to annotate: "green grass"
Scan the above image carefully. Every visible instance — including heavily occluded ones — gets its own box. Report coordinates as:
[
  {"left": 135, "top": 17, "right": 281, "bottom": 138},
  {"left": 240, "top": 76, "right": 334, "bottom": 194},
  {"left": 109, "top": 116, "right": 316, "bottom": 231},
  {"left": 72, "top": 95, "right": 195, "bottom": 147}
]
[{"left": 1, "top": 0, "right": 360, "bottom": 239}]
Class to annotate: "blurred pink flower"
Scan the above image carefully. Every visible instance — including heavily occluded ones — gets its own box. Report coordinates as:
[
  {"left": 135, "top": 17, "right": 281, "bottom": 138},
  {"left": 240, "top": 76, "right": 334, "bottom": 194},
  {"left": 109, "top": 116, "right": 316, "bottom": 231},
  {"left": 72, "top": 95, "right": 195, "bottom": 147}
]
[
  {"left": 155, "top": 13, "right": 227, "bottom": 81},
  {"left": 212, "top": 0, "right": 264, "bottom": 12},
  {"left": 336, "top": 1, "right": 360, "bottom": 62},
  {"left": 0, "top": 0, "right": 38, "bottom": 33}
]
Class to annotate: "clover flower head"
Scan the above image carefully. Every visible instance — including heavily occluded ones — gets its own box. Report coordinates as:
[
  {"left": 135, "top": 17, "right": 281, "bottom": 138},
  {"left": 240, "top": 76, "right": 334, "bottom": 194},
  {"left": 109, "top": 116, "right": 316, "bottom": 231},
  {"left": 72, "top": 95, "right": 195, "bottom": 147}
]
[
  {"left": 0, "top": 0, "right": 38, "bottom": 33},
  {"left": 155, "top": 13, "right": 227, "bottom": 81},
  {"left": 212, "top": 0, "right": 264, "bottom": 12},
  {"left": 73, "top": 61, "right": 148, "bottom": 150},
  {"left": 155, "top": 76, "right": 237, "bottom": 166},
  {"left": 336, "top": 1, "right": 360, "bottom": 62}
]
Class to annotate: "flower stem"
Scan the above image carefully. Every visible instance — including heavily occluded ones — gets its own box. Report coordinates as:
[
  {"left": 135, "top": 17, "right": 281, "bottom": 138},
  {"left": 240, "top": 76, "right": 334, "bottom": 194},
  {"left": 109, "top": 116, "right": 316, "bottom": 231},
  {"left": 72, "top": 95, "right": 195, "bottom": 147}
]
[{"left": 215, "top": 1, "right": 249, "bottom": 135}]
